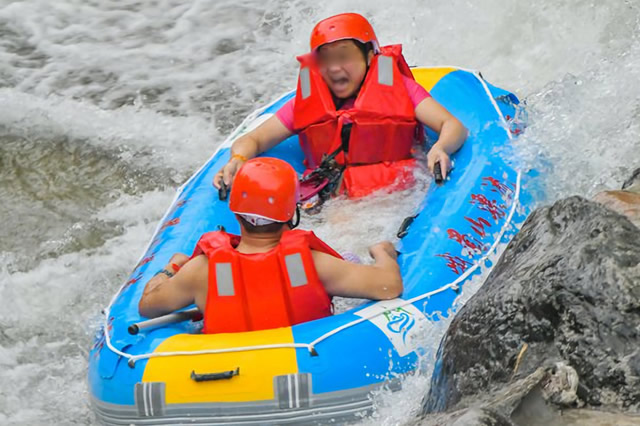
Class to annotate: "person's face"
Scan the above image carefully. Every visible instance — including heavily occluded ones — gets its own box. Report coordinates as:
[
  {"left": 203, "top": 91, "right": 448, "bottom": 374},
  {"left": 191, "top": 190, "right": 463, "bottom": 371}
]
[{"left": 316, "top": 40, "right": 372, "bottom": 99}]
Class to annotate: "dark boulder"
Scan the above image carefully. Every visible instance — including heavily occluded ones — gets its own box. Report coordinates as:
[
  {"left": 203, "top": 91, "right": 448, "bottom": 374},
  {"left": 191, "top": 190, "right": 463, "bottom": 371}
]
[{"left": 422, "top": 196, "right": 640, "bottom": 415}]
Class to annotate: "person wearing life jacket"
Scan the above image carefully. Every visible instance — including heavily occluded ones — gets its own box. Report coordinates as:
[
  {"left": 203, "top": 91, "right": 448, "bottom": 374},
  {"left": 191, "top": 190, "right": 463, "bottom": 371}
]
[
  {"left": 138, "top": 157, "right": 403, "bottom": 332},
  {"left": 213, "top": 13, "right": 467, "bottom": 200}
]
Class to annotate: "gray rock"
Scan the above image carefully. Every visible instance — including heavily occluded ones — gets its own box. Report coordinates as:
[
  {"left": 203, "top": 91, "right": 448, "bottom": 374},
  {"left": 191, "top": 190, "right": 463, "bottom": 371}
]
[
  {"left": 415, "top": 365, "right": 576, "bottom": 425},
  {"left": 450, "top": 408, "right": 515, "bottom": 426},
  {"left": 423, "top": 196, "right": 640, "bottom": 415},
  {"left": 414, "top": 409, "right": 515, "bottom": 426}
]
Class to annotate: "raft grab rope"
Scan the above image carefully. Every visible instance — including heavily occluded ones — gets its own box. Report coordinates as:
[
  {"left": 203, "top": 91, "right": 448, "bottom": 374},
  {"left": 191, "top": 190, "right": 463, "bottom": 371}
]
[{"left": 100, "top": 69, "right": 523, "bottom": 367}]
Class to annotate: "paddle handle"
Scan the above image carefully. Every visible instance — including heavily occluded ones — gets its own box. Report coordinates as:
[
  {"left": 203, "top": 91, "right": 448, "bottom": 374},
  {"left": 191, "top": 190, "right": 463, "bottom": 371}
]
[
  {"left": 128, "top": 308, "right": 203, "bottom": 335},
  {"left": 434, "top": 162, "right": 444, "bottom": 184}
]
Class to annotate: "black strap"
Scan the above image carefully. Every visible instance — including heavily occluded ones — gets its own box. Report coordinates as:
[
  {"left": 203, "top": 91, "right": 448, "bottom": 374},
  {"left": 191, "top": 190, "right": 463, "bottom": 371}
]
[
  {"left": 397, "top": 215, "right": 418, "bottom": 238},
  {"left": 287, "top": 206, "right": 301, "bottom": 229},
  {"left": 301, "top": 122, "right": 351, "bottom": 183},
  {"left": 191, "top": 368, "right": 239, "bottom": 382},
  {"left": 340, "top": 123, "right": 352, "bottom": 153},
  {"left": 300, "top": 146, "right": 343, "bottom": 185}
]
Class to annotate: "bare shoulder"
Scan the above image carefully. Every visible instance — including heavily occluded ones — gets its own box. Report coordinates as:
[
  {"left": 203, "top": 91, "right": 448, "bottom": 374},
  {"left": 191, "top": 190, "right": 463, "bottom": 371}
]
[
  {"left": 311, "top": 250, "right": 350, "bottom": 278},
  {"left": 311, "top": 249, "right": 339, "bottom": 266},
  {"left": 177, "top": 255, "right": 208, "bottom": 288}
]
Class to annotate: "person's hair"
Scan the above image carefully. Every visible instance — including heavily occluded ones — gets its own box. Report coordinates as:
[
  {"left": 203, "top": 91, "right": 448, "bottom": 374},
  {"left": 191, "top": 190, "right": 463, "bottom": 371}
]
[
  {"left": 353, "top": 40, "right": 374, "bottom": 60},
  {"left": 237, "top": 215, "right": 287, "bottom": 234}
]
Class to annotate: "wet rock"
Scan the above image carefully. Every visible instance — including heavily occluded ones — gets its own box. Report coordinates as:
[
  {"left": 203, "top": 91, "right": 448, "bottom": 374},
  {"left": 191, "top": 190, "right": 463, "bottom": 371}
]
[
  {"left": 415, "top": 408, "right": 515, "bottom": 426},
  {"left": 415, "top": 365, "right": 577, "bottom": 426},
  {"left": 540, "top": 362, "right": 579, "bottom": 406},
  {"left": 422, "top": 195, "right": 640, "bottom": 415},
  {"left": 449, "top": 408, "right": 515, "bottom": 426}
]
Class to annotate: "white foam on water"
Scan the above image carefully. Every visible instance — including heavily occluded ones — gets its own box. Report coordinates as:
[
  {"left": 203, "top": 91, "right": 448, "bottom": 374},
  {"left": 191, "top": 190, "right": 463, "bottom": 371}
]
[
  {"left": 301, "top": 167, "right": 431, "bottom": 314},
  {"left": 0, "top": 88, "right": 217, "bottom": 173},
  {"left": 0, "top": 189, "right": 175, "bottom": 424},
  {"left": 1, "top": 0, "right": 639, "bottom": 424}
]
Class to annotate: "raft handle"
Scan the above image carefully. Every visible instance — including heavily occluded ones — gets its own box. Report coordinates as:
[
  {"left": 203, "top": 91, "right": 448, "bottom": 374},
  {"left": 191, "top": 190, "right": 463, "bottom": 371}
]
[
  {"left": 218, "top": 179, "right": 229, "bottom": 201},
  {"left": 397, "top": 215, "right": 418, "bottom": 239},
  {"left": 191, "top": 367, "right": 239, "bottom": 382},
  {"left": 128, "top": 308, "right": 203, "bottom": 335},
  {"left": 434, "top": 162, "right": 444, "bottom": 184}
]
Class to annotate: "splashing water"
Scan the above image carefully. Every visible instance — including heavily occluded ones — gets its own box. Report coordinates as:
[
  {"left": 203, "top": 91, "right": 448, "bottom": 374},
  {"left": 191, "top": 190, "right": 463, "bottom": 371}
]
[{"left": 1, "top": 0, "right": 639, "bottom": 424}]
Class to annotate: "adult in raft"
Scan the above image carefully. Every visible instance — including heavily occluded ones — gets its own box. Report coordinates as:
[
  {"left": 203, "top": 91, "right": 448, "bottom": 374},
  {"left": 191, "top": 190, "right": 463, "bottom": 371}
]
[
  {"left": 214, "top": 12, "right": 467, "bottom": 200},
  {"left": 139, "top": 157, "right": 402, "bottom": 332}
]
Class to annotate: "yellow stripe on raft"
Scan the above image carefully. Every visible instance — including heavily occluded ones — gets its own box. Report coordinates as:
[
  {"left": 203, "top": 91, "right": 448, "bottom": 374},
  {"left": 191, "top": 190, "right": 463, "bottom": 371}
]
[
  {"left": 143, "top": 327, "right": 298, "bottom": 403},
  {"left": 411, "top": 67, "right": 458, "bottom": 92}
]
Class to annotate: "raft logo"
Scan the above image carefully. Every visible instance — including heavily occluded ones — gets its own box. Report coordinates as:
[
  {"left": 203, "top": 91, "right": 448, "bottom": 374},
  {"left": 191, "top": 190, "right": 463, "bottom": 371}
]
[
  {"left": 383, "top": 307, "right": 416, "bottom": 344},
  {"left": 356, "top": 299, "right": 429, "bottom": 357}
]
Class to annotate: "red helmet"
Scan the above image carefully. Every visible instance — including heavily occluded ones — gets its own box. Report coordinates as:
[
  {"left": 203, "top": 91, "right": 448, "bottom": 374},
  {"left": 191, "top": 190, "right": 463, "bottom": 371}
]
[
  {"left": 310, "top": 13, "right": 379, "bottom": 53},
  {"left": 229, "top": 157, "right": 300, "bottom": 223}
]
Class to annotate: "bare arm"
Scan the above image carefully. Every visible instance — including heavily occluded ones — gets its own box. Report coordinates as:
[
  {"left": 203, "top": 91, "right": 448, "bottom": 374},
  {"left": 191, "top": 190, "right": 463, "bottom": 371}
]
[
  {"left": 213, "top": 116, "right": 294, "bottom": 188},
  {"left": 415, "top": 97, "right": 468, "bottom": 179},
  {"left": 312, "top": 242, "right": 402, "bottom": 300},
  {"left": 138, "top": 255, "right": 207, "bottom": 318}
]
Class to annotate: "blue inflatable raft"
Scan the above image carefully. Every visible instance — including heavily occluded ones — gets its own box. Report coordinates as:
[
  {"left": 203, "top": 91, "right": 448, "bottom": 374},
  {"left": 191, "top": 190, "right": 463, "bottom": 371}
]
[{"left": 89, "top": 67, "right": 531, "bottom": 425}]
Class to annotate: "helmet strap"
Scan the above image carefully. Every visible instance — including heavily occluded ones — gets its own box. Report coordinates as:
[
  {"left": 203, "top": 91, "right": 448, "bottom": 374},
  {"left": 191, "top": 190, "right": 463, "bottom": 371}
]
[{"left": 287, "top": 205, "right": 301, "bottom": 229}]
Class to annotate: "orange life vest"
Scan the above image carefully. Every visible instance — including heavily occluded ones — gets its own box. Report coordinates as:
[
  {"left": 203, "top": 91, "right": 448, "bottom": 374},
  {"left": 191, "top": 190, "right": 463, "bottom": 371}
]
[
  {"left": 192, "top": 229, "right": 342, "bottom": 334},
  {"left": 293, "top": 44, "right": 423, "bottom": 198}
]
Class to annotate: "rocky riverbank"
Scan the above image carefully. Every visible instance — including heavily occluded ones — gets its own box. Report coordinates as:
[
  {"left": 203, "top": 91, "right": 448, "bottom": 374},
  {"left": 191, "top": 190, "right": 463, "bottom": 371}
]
[{"left": 415, "top": 169, "right": 640, "bottom": 425}]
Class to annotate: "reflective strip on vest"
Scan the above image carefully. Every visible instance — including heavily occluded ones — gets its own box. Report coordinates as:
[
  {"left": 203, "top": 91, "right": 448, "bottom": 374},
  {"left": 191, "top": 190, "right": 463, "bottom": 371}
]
[
  {"left": 215, "top": 262, "right": 234, "bottom": 296},
  {"left": 300, "top": 67, "right": 311, "bottom": 99},
  {"left": 378, "top": 55, "right": 393, "bottom": 86},
  {"left": 285, "top": 253, "right": 308, "bottom": 287}
]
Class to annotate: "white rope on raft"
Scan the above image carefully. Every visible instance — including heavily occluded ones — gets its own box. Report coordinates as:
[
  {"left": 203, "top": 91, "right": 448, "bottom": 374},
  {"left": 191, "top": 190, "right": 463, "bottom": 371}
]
[
  {"left": 108, "top": 170, "right": 521, "bottom": 366},
  {"left": 102, "top": 68, "right": 523, "bottom": 366}
]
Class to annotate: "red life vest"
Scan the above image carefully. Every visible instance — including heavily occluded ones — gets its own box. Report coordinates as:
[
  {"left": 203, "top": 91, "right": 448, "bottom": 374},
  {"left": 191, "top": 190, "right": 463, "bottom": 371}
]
[
  {"left": 192, "top": 229, "right": 342, "bottom": 334},
  {"left": 293, "top": 44, "right": 423, "bottom": 198}
]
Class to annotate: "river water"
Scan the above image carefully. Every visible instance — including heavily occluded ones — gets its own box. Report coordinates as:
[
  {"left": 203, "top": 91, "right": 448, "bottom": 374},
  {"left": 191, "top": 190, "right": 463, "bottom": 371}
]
[{"left": 0, "top": 0, "right": 639, "bottom": 424}]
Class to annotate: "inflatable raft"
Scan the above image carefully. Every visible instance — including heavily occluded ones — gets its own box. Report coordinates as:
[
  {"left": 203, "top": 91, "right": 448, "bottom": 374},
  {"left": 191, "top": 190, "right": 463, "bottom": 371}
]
[{"left": 89, "top": 67, "right": 530, "bottom": 425}]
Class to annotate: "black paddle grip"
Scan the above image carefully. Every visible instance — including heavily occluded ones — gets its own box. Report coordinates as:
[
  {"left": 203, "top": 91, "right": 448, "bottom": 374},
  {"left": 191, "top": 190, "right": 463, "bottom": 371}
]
[
  {"left": 218, "top": 179, "right": 229, "bottom": 201},
  {"left": 434, "top": 162, "right": 444, "bottom": 184}
]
